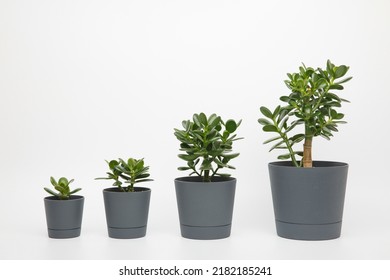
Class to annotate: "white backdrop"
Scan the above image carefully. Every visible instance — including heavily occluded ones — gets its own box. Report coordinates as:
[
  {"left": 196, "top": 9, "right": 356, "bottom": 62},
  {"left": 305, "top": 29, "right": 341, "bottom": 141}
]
[{"left": 1, "top": 0, "right": 389, "bottom": 259}]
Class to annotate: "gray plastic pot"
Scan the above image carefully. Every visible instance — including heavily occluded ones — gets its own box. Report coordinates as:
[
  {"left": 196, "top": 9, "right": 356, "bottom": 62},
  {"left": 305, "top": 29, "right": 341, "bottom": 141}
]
[
  {"left": 269, "top": 161, "right": 348, "bottom": 240},
  {"left": 44, "top": 195, "right": 84, "bottom": 238},
  {"left": 103, "top": 187, "right": 151, "bottom": 239},
  {"left": 175, "top": 176, "right": 236, "bottom": 240}
]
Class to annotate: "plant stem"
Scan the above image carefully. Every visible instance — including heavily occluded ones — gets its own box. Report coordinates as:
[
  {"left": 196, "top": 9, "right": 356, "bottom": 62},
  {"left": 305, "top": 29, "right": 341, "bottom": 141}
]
[
  {"left": 303, "top": 124, "right": 313, "bottom": 167},
  {"left": 203, "top": 169, "right": 210, "bottom": 182}
]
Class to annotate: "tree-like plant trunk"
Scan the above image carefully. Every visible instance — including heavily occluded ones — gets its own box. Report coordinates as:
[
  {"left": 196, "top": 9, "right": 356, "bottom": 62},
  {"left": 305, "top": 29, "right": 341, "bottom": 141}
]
[
  {"left": 203, "top": 170, "right": 210, "bottom": 182},
  {"left": 303, "top": 137, "right": 313, "bottom": 168}
]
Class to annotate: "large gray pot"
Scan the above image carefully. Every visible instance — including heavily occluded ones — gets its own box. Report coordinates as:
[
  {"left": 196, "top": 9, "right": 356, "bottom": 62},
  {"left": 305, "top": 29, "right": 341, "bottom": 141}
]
[
  {"left": 269, "top": 161, "right": 348, "bottom": 240},
  {"left": 44, "top": 195, "right": 84, "bottom": 238},
  {"left": 103, "top": 187, "right": 151, "bottom": 239},
  {"left": 175, "top": 176, "right": 236, "bottom": 240}
]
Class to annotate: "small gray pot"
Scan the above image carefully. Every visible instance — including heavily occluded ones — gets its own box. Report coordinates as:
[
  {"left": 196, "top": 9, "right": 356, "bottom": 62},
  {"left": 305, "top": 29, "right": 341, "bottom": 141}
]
[
  {"left": 175, "top": 176, "right": 236, "bottom": 240},
  {"left": 103, "top": 187, "right": 151, "bottom": 239},
  {"left": 269, "top": 161, "right": 348, "bottom": 240},
  {"left": 44, "top": 195, "right": 84, "bottom": 239}
]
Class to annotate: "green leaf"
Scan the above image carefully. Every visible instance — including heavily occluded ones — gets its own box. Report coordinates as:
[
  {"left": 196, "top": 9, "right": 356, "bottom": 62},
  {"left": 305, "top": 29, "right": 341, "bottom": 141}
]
[
  {"left": 55, "top": 185, "right": 66, "bottom": 194},
  {"left": 340, "top": 98, "right": 350, "bottom": 103},
  {"left": 134, "top": 179, "right": 154, "bottom": 183},
  {"left": 280, "top": 96, "right": 290, "bottom": 102},
  {"left": 222, "top": 153, "right": 240, "bottom": 160},
  {"left": 193, "top": 114, "right": 201, "bottom": 127},
  {"left": 278, "top": 115, "right": 289, "bottom": 129},
  {"left": 330, "top": 109, "right": 338, "bottom": 119},
  {"left": 327, "top": 60, "right": 334, "bottom": 76},
  {"left": 263, "top": 136, "right": 282, "bottom": 144},
  {"left": 290, "top": 134, "right": 305, "bottom": 145},
  {"left": 69, "top": 188, "right": 82, "bottom": 195},
  {"left": 329, "top": 84, "right": 344, "bottom": 90},
  {"left": 127, "top": 158, "right": 136, "bottom": 169},
  {"left": 225, "top": 119, "right": 237, "bottom": 133},
  {"left": 334, "top": 65, "right": 349, "bottom": 79},
  {"left": 272, "top": 105, "right": 281, "bottom": 118},
  {"left": 208, "top": 114, "right": 220, "bottom": 129},
  {"left": 178, "top": 154, "right": 199, "bottom": 161},
  {"left": 58, "top": 177, "right": 69, "bottom": 187},
  {"left": 214, "top": 157, "right": 227, "bottom": 167},
  {"left": 260, "top": 106, "right": 273, "bottom": 119},
  {"left": 327, "top": 124, "right": 338, "bottom": 132},
  {"left": 258, "top": 118, "right": 271, "bottom": 126},
  {"left": 277, "top": 154, "right": 291, "bottom": 160},
  {"left": 50, "top": 177, "right": 57, "bottom": 187},
  {"left": 178, "top": 166, "right": 191, "bottom": 171},
  {"left": 199, "top": 113, "right": 207, "bottom": 126},
  {"left": 134, "top": 158, "right": 145, "bottom": 170},
  {"left": 263, "top": 125, "right": 278, "bottom": 132},
  {"left": 336, "top": 76, "right": 352, "bottom": 84},
  {"left": 44, "top": 188, "right": 58, "bottom": 197},
  {"left": 109, "top": 160, "right": 119, "bottom": 170}
]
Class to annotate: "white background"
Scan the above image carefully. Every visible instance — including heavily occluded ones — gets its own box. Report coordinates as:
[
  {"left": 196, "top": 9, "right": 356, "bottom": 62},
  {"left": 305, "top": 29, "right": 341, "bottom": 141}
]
[{"left": 1, "top": 0, "right": 389, "bottom": 260}]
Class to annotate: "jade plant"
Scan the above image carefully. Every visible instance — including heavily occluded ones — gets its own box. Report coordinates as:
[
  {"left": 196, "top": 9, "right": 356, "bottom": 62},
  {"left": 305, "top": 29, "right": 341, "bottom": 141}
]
[
  {"left": 96, "top": 158, "right": 153, "bottom": 192},
  {"left": 258, "top": 60, "right": 352, "bottom": 168},
  {"left": 174, "top": 112, "right": 243, "bottom": 182},
  {"left": 44, "top": 177, "right": 82, "bottom": 200}
]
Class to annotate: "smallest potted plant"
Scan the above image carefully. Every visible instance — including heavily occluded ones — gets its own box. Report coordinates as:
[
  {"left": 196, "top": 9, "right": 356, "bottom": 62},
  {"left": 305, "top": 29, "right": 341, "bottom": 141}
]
[
  {"left": 43, "top": 177, "right": 84, "bottom": 238},
  {"left": 96, "top": 158, "right": 153, "bottom": 239}
]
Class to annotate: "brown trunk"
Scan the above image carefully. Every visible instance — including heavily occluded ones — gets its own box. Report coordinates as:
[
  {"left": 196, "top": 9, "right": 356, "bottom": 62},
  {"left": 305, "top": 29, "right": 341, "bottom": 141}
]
[{"left": 303, "top": 138, "right": 312, "bottom": 168}]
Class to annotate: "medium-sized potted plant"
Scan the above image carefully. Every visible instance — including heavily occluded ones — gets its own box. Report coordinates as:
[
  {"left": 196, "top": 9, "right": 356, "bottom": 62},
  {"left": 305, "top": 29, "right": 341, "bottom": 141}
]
[
  {"left": 174, "top": 113, "right": 242, "bottom": 240},
  {"left": 96, "top": 157, "right": 153, "bottom": 239},
  {"left": 258, "top": 60, "right": 352, "bottom": 240},
  {"left": 43, "top": 177, "right": 84, "bottom": 238}
]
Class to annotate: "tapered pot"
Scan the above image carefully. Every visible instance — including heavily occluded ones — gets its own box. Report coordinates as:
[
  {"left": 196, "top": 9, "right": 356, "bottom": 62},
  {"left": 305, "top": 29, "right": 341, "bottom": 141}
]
[
  {"left": 175, "top": 176, "right": 236, "bottom": 240},
  {"left": 103, "top": 187, "right": 151, "bottom": 239},
  {"left": 44, "top": 195, "right": 84, "bottom": 238},
  {"left": 269, "top": 161, "right": 348, "bottom": 240}
]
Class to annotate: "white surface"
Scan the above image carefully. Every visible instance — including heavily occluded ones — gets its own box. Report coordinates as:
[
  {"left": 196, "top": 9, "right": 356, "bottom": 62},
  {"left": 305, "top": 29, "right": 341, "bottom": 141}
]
[{"left": 1, "top": 0, "right": 389, "bottom": 260}]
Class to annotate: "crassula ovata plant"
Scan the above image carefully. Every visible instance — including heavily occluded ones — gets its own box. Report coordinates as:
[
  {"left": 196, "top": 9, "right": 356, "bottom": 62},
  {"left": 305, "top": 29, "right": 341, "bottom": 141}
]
[
  {"left": 258, "top": 60, "right": 352, "bottom": 167},
  {"left": 174, "top": 112, "right": 242, "bottom": 182},
  {"left": 96, "top": 158, "right": 153, "bottom": 192},
  {"left": 44, "top": 176, "right": 82, "bottom": 200}
]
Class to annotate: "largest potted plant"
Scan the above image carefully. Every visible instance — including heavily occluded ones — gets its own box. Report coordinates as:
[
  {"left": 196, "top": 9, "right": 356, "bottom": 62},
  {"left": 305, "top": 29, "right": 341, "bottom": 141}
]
[
  {"left": 174, "top": 113, "right": 242, "bottom": 240},
  {"left": 258, "top": 60, "right": 352, "bottom": 240}
]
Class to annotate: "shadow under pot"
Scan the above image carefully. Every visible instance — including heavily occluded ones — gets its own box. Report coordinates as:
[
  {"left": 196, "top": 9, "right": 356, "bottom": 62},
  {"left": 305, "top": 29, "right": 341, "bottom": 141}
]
[
  {"left": 44, "top": 195, "right": 84, "bottom": 238},
  {"left": 103, "top": 187, "right": 151, "bottom": 239},
  {"left": 269, "top": 161, "right": 348, "bottom": 241},
  {"left": 175, "top": 176, "right": 236, "bottom": 240}
]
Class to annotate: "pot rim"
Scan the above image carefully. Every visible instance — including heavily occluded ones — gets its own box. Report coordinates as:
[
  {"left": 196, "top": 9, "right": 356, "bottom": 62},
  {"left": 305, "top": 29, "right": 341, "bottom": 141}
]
[
  {"left": 269, "top": 160, "right": 348, "bottom": 168},
  {"left": 175, "top": 176, "right": 236, "bottom": 183},
  {"left": 103, "top": 187, "right": 151, "bottom": 193},
  {"left": 44, "top": 195, "right": 84, "bottom": 201}
]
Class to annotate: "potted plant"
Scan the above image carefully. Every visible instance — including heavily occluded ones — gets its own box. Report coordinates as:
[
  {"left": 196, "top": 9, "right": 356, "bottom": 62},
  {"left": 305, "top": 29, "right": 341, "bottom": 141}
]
[
  {"left": 43, "top": 177, "right": 84, "bottom": 238},
  {"left": 174, "top": 112, "right": 242, "bottom": 240},
  {"left": 258, "top": 60, "right": 352, "bottom": 240},
  {"left": 96, "top": 157, "right": 153, "bottom": 239}
]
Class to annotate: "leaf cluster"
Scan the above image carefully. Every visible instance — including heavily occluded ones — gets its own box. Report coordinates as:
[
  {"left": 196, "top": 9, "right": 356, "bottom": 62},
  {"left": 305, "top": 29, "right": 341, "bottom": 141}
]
[
  {"left": 95, "top": 158, "right": 153, "bottom": 192},
  {"left": 258, "top": 60, "right": 352, "bottom": 167},
  {"left": 44, "top": 177, "right": 82, "bottom": 200},
  {"left": 174, "top": 113, "right": 243, "bottom": 182}
]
